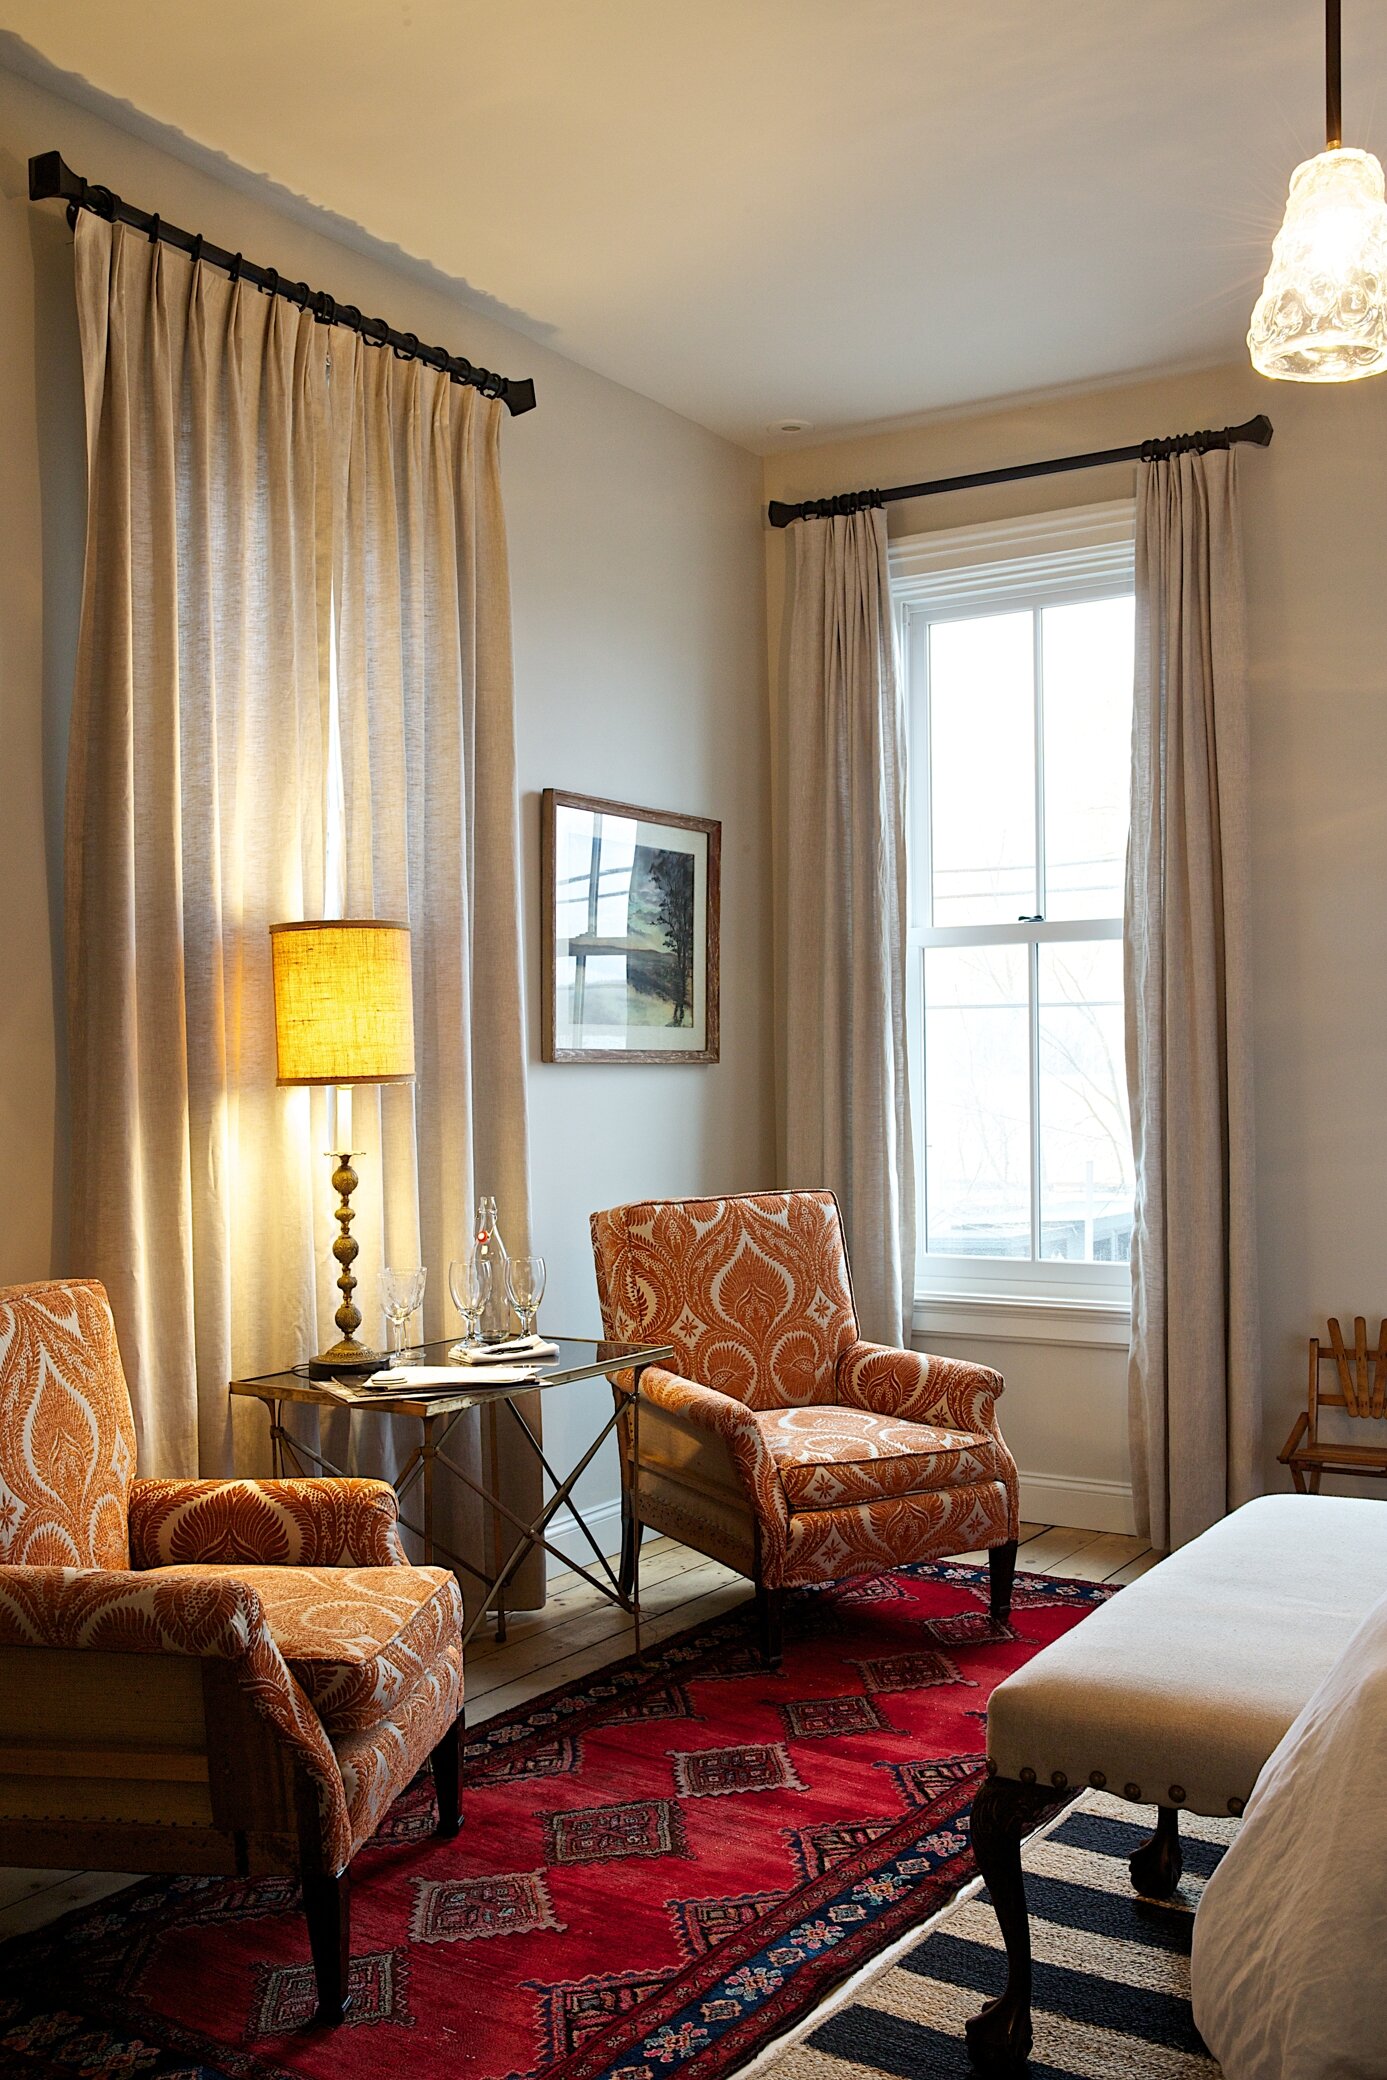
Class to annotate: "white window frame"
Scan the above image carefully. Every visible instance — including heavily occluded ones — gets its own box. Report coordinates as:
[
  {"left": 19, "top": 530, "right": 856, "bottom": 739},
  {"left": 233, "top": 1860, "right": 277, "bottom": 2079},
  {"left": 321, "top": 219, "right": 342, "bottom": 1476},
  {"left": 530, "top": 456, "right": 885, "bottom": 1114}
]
[{"left": 892, "top": 500, "right": 1136, "bottom": 1312}]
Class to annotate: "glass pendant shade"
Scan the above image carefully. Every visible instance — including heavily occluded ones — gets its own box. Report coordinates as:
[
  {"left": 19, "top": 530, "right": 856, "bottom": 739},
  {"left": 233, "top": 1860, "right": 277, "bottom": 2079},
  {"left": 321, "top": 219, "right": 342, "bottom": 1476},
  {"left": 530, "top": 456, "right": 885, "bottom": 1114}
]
[{"left": 1249, "top": 146, "right": 1387, "bottom": 381}]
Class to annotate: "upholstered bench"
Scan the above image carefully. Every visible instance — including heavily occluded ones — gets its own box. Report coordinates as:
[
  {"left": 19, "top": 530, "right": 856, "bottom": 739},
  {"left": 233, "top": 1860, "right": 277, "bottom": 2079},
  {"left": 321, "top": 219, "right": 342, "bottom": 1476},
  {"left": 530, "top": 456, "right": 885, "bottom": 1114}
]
[{"left": 965, "top": 1494, "right": 1387, "bottom": 2072}]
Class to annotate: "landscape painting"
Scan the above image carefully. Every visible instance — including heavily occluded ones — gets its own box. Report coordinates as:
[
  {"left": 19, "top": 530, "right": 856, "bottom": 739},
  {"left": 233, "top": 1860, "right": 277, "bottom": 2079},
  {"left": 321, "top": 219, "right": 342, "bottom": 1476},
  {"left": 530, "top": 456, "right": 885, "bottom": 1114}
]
[{"left": 542, "top": 790, "right": 720, "bottom": 1063}]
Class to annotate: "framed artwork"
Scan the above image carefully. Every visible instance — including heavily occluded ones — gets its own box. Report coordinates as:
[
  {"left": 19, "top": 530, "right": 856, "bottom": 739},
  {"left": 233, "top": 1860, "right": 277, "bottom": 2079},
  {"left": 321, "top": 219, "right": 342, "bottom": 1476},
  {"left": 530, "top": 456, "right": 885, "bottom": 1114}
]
[{"left": 541, "top": 789, "right": 721, "bottom": 1064}]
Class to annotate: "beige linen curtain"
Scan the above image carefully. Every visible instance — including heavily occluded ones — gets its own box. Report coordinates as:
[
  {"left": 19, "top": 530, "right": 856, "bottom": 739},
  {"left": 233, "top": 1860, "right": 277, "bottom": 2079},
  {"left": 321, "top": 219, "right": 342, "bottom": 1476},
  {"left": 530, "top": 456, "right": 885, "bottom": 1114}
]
[
  {"left": 67, "top": 213, "right": 331, "bottom": 1475},
  {"left": 783, "top": 503, "right": 914, "bottom": 1345},
  {"left": 67, "top": 216, "right": 541, "bottom": 1603},
  {"left": 1126, "top": 446, "right": 1260, "bottom": 1550},
  {"left": 325, "top": 339, "right": 541, "bottom": 1608}
]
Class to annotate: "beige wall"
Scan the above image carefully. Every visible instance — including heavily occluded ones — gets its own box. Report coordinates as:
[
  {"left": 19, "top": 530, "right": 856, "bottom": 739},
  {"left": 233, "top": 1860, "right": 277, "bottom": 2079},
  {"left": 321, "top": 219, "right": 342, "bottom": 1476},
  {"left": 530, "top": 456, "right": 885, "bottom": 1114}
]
[
  {"left": 766, "top": 362, "right": 1387, "bottom": 1523},
  {"left": 0, "top": 61, "right": 774, "bottom": 1553}
]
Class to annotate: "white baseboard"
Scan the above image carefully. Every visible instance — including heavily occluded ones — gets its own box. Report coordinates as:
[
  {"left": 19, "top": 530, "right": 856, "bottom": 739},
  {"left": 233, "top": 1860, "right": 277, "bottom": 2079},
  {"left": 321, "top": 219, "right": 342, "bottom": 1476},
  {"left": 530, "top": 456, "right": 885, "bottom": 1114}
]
[
  {"left": 543, "top": 1494, "right": 626, "bottom": 1576},
  {"left": 1018, "top": 1470, "right": 1135, "bottom": 1535}
]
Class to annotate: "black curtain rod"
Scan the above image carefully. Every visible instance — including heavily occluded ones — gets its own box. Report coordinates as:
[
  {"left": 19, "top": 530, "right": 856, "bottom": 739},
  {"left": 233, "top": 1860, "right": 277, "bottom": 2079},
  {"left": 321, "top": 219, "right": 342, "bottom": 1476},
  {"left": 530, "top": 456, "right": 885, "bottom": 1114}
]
[
  {"left": 28, "top": 149, "right": 537, "bottom": 418},
  {"left": 766, "top": 413, "right": 1274, "bottom": 528}
]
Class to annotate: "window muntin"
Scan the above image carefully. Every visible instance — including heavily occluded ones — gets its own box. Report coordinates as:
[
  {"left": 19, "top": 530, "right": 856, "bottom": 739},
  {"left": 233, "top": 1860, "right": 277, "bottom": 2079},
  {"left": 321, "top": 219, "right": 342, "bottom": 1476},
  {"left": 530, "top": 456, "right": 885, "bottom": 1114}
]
[{"left": 896, "top": 507, "right": 1135, "bottom": 1302}]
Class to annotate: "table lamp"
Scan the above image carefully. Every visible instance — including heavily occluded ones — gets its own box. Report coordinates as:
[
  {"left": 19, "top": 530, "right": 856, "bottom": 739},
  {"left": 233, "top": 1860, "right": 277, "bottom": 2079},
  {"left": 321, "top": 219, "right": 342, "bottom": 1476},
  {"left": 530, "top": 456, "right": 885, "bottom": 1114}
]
[{"left": 270, "top": 919, "right": 416, "bottom": 1377}]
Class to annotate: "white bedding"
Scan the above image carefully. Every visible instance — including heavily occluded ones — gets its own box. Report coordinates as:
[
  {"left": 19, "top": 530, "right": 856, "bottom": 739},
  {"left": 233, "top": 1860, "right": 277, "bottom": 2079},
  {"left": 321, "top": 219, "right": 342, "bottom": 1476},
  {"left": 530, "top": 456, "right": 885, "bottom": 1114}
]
[{"left": 1191, "top": 1585, "right": 1387, "bottom": 2078}]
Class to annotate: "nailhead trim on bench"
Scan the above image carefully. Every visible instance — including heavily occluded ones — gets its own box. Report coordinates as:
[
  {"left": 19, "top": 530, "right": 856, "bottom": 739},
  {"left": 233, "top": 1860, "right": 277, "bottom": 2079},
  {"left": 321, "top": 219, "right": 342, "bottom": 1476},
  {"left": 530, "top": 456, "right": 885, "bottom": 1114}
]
[{"left": 987, "top": 1759, "right": 1250, "bottom": 1816}]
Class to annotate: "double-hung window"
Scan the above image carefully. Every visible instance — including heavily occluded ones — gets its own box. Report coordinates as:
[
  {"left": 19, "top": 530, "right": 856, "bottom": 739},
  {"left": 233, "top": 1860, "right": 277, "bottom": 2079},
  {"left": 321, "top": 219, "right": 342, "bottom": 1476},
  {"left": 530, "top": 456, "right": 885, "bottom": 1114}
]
[{"left": 894, "top": 503, "right": 1136, "bottom": 1306}]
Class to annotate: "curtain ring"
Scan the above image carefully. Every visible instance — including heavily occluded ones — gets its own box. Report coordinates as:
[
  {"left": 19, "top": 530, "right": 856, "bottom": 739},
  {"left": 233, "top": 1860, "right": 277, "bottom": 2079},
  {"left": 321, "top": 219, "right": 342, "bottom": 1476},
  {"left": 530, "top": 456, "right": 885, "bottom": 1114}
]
[
  {"left": 189, "top": 232, "right": 204, "bottom": 266},
  {"left": 314, "top": 290, "right": 337, "bottom": 326},
  {"left": 363, "top": 314, "right": 389, "bottom": 347},
  {"left": 394, "top": 331, "right": 420, "bottom": 362},
  {"left": 147, "top": 212, "right": 161, "bottom": 246},
  {"left": 229, "top": 250, "right": 243, "bottom": 282},
  {"left": 261, "top": 265, "right": 279, "bottom": 299},
  {"left": 293, "top": 280, "right": 311, "bottom": 310}
]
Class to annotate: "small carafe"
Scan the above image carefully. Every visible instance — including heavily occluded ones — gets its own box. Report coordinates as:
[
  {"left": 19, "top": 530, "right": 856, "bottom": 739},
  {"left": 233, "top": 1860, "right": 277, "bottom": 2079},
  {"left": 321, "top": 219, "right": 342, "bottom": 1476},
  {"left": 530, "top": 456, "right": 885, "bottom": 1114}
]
[{"left": 474, "top": 1195, "right": 513, "bottom": 1340}]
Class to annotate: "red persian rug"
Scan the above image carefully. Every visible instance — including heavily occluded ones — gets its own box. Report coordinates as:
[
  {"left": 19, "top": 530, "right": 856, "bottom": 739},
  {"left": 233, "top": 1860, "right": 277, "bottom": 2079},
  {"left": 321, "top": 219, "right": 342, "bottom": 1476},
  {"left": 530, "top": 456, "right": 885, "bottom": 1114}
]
[{"left": 0, "top": 1562, "right": 1111, "bottom": 2080}]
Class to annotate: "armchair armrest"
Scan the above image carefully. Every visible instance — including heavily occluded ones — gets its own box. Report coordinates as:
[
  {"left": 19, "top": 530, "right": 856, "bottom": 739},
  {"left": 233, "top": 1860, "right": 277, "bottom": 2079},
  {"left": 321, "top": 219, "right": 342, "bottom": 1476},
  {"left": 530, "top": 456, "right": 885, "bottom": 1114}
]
[
  {"left": 0, "top": 1564, "right": 350, "bottom": 1869},
  {"left": 836, "top": 1340, "right": 1006, "bottom": 1437},
  {"left": 639, "top": 1367, "right": 790, "bottom": 1535},
  {"left": 129, "top": 1477, "right": 407, "bottom": 1569}
]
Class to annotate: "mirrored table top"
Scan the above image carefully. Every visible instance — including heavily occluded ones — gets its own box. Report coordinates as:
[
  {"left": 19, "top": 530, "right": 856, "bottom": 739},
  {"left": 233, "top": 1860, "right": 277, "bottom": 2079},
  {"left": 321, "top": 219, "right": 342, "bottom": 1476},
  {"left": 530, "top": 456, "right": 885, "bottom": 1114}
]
[{"left": 230, "top": 1335, "right": 675, "bottom": 1414}]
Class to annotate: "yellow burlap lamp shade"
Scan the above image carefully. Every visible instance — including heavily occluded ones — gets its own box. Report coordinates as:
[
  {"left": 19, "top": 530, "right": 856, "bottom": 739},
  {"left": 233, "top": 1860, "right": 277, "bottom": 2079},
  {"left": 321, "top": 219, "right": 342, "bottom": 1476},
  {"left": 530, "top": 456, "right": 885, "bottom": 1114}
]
[
  {"left": 270, "top": 920, "right": 415, "bottom": 1085},
  {"left": 269, "top": 919, "right": 415, "bottom": 1374}
]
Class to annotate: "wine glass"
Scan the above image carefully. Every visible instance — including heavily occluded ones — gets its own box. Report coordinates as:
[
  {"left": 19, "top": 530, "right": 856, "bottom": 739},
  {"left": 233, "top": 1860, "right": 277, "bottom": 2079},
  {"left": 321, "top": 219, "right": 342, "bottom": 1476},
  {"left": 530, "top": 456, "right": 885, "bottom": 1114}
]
[
  {"left": 506, "top": 1254, "right": 546, "bottom": 1339},
  {"left": 380, "top": 1265, "right": 427, "bottom": 1358},
  {"left": 447, "top": 1250, "right": 492, "bottom": 1359}
]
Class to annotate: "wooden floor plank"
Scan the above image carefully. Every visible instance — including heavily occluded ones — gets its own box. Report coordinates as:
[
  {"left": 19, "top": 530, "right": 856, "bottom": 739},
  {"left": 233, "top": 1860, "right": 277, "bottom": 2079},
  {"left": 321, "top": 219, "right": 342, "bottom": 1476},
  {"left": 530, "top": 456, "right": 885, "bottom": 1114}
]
[
  {"left": 464, "top": 1555, "right": 743, "bottom": 1702},
  {"left": 1011, "top": 1525, "right": 1105, "bottom": 1574},
  {"left": 0, "top": 1871, "right": 132, "bottom": 1939},
  {"left": 1107, "top": 1548, "right": 1163, "bottom": 1585},
  {"left": 464, "top": 1539, "right": 712, "bottom": 1664},
  {"left": 469, "top": 1577, "right": 751, "bottom": 1725},
  {"left": 1045, "top": 1532, "right": 1149, "bottom": 1582}
]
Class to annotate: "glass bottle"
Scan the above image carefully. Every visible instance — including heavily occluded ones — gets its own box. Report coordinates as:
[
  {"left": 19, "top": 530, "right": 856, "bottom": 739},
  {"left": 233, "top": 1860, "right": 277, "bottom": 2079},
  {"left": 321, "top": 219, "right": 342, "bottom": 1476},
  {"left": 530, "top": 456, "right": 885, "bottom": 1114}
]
[{"left": 474, "top": 1195, "right": 513, "bottom": 1339}]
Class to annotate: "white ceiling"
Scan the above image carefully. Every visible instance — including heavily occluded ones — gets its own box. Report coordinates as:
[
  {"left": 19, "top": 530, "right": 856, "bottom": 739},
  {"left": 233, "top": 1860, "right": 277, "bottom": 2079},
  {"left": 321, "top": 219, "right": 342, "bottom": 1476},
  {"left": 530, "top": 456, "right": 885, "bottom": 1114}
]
[{"left": 5, "top": 0, "right": 1387, "bottom": 450}]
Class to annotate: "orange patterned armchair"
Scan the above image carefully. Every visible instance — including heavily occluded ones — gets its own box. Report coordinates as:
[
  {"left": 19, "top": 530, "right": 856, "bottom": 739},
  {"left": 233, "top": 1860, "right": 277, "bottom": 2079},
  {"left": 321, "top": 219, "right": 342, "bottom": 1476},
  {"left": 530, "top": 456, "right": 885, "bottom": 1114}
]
[
  {"left": 591, "top": 1191, "right": 1019, "bottom": 1662},
  {"left": 0, "top": 1279, "right": 464, "bottom": 2024}
]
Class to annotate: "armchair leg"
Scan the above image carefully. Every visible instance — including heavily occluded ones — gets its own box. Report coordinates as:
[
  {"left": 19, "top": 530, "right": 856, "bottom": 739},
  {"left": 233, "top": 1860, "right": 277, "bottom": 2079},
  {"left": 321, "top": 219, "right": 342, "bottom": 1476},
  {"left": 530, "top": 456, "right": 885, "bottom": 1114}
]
[
  {"left": 964, "top": 1772, "right": 1056, "bottom": 2074},
  {"left": 1129, "top": 1804, "right": 1182, "bottom": 1898},
  {"left": 618, "top": 1493, "right": 640, "bottom": 1603},
  {"left": 432, "top": 1717, "right": 463, "bottom": 1838},
  {"left": 755, "top": 1583, "right": 783, "bottom": 1669},
  {"left": 303, "top": 1868, "right": 351, "bottom": 2025},
  {"left": 989, "top": 1538, "right": 1018, "bottom": 1621}
]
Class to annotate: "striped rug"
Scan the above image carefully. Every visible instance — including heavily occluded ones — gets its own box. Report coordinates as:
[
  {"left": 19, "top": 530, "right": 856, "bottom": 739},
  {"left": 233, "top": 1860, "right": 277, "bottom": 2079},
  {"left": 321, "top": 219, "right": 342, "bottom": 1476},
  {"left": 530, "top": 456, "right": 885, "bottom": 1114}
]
[{"left": 756, "top": 1792, "right": 1237, "bottom": 2080}]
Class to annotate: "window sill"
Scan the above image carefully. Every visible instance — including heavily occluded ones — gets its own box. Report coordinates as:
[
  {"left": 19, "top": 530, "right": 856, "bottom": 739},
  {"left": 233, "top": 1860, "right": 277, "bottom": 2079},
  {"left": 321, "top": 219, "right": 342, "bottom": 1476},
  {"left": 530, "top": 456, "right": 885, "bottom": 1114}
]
[{"left": 912, "top": 1290, "right": 1131, "bottom": 1351}]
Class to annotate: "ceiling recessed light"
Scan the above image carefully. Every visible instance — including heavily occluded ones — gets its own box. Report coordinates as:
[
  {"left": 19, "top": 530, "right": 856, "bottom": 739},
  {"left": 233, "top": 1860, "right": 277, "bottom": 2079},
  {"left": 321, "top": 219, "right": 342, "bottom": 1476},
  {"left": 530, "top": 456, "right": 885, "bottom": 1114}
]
[{"left": 769, "top": 419, "right": 812, "bottom": 434}]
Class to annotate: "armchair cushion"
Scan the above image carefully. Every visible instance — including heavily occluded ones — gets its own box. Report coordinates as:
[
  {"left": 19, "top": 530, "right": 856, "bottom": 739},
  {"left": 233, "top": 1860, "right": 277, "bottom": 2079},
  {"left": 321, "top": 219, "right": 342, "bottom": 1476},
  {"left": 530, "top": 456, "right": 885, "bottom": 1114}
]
[
  {"left": 755, "top": 1405, "right": 1011, "bottom": 1511},
  {"left": 129, "top": 1477, "right": 407, "bottom": 1569},
  {"left": 151, "top": 1561, "right": 463, "bottom": 1736}
]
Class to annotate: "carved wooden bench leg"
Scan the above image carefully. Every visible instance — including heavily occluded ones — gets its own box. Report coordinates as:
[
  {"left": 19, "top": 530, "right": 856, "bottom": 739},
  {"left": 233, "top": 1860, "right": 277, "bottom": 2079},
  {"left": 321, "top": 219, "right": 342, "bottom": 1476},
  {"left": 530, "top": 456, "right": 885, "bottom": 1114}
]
[
  {"left": 965, "top": 1772, "right": 1058, "bottom": 2074},
  {"left": 989, "top": 1539, "right": 1018, "bottom": 1621},
  {"left": 1129, "top": 1803, "right": 1182, "bottom": 1898}
]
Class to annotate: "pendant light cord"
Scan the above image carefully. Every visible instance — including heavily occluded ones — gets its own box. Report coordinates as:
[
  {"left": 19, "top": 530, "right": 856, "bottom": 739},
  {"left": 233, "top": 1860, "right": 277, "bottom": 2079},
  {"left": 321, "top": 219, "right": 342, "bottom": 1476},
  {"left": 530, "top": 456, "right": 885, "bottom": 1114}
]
[{"left": 1326, "top": 0, "right": 1342, "bottom": 151}]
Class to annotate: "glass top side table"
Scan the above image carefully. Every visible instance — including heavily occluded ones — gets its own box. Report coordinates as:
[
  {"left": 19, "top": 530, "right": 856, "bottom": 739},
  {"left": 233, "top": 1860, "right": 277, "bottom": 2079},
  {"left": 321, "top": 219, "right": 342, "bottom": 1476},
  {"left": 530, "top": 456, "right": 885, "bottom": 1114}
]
[{"left": 229, "top": 1335, "right": 673, "bottom": 1660}]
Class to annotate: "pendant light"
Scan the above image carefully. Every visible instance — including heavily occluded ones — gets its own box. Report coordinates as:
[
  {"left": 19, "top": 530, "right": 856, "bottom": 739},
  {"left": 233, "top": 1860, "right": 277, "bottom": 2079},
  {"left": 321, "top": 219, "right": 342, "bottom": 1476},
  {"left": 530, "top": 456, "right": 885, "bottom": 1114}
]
[{"left": 1248, "top": 0, "right": 1387, "bottom": 382}]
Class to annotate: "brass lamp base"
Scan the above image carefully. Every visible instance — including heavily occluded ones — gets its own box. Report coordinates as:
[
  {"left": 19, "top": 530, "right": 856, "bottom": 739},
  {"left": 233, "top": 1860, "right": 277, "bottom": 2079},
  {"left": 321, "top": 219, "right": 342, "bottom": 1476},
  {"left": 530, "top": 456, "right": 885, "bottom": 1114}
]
[
  {"left": 309, "top": 1149, "right": 387, "bottom": 1379},
  {"left": 307, "top": 1339, "right": 386, "bottom": 1380}
]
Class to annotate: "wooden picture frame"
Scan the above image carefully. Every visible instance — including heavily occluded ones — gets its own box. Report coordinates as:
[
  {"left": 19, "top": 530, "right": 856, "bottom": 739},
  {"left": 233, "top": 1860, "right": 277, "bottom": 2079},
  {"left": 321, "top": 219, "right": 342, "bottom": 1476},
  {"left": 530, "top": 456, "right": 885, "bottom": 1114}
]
[{"left": 541, "top": 789, "right": 721, "bottom": 1064}]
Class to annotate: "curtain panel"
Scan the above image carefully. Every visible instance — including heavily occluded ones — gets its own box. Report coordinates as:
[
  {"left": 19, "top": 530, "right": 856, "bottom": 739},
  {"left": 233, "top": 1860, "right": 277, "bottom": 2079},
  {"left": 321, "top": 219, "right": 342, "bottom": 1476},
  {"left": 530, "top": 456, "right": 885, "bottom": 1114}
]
[
  {"left": 1125, "top": 446, "right": 1260, "bottom": 1550},
  {"left": 67, "top": 213, "right": 331, "bottom": 1476},
  {"left": 65, "top": 215, "right": 539, "bottom": 1598},
  {"left": 782, "top": 504, "right": 915, "bottom": 1346},
  {"left": 329, "top": 338, "right": 539, "bottom": 1605}
]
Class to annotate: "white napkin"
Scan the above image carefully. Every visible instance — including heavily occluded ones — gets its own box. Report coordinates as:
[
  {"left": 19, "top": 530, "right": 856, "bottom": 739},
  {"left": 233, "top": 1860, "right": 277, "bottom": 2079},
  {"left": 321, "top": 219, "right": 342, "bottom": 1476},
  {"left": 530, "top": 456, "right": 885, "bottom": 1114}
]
[
  {"left": 367, "top": 1363, "right": 539, "bottom": 1392},
  {"left": 455, "top": 1335, "right": 560, "bottom": 1365}
]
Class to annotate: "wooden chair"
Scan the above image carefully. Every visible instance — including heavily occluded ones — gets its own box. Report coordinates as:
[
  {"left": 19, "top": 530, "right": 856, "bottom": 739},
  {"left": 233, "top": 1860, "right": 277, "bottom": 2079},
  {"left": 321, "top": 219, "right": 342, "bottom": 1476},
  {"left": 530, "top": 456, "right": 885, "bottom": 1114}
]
[{"left": 1279, "top": 1316, "right": 1387, "bottom": 1493}]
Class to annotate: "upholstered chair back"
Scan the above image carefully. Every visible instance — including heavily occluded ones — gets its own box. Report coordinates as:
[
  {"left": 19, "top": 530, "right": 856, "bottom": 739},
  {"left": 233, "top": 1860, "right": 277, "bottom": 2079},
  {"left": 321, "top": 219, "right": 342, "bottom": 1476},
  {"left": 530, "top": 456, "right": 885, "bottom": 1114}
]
[
  {"left": 591, "top": 1191, "right": 859, "bottom": 1410},
  {"left": 0, "top": 1280, "right": 136, "bottom": 1569}
]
